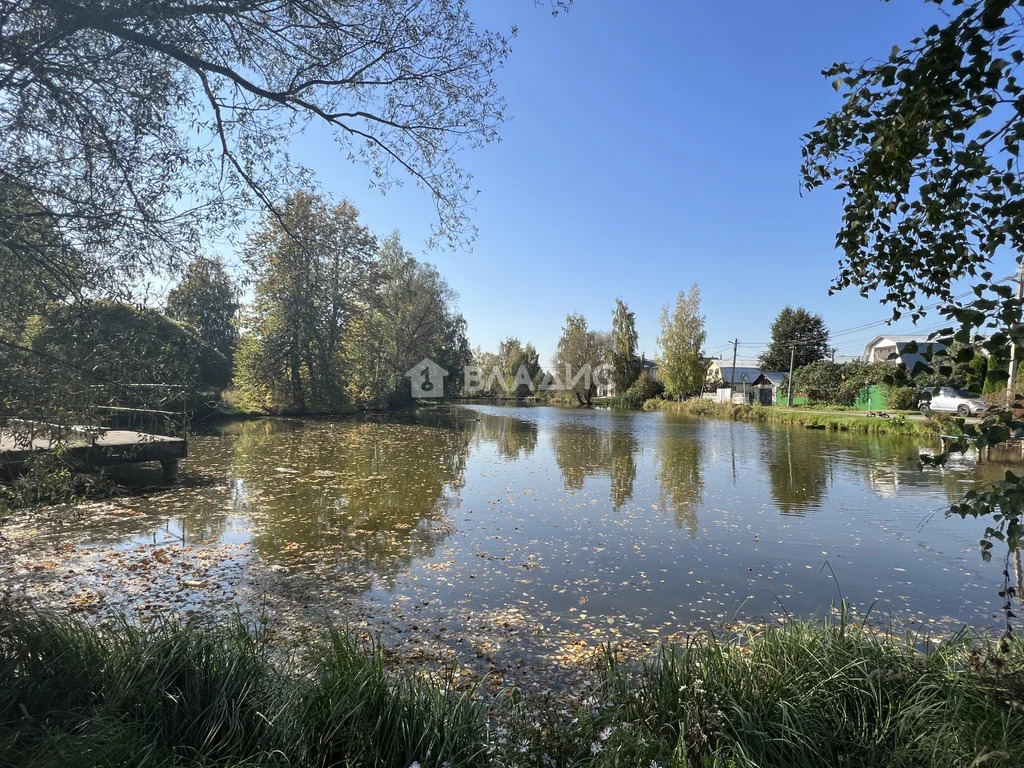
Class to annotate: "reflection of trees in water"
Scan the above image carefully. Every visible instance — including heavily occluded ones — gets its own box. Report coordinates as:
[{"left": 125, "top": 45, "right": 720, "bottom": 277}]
[
  {"left": 655, "top": 431, "right": 703, "bottom": 535},
  {"left": 473, "top": 412, "right": 538, "bottom": 460},
  {"left": 765, "top": 428, "right": 830, "bottom": 515},
  {"left": 229, "top": 418, "right": 469, "bottom": 588},
  {"left": 177, "top": 500, "right": 230, "bottom": 544},
  {"left": 550, "top": 422, "right": 638, "bottom": 510},
  {"left": 609, "top": 430, "right": 637, "bottom": 510}
]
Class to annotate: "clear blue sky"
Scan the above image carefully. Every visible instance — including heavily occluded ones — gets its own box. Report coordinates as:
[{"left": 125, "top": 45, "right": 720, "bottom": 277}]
[{"left": 282, "top": 0, "right": 1008, "bottom": 368}]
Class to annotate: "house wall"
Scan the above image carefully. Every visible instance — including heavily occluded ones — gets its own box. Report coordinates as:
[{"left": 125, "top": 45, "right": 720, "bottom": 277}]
[{"left": 866, "top": 344, "right": 900, "bottom": 364}]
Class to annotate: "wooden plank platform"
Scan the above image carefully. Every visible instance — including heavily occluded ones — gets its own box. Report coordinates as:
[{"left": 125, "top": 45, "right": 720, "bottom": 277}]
[{"left": 0, "top": 428, "right": 187, "bottom": 480}]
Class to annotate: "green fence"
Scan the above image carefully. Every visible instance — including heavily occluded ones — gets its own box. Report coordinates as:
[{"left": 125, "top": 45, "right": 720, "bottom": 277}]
[
  {"left": 852, "top": 385, "right": 887, "bottom": 411},
  {"left": 776, "top": 395, "right": 808, "bottom": 407}
]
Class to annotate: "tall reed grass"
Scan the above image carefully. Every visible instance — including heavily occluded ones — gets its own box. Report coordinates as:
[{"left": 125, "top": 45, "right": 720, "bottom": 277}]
[
  {"left": 0, "top": 608, "right": 485, "bottom": 768},
  {"left": 1, "top": 606, "right": 1021, "bottom": 767}
]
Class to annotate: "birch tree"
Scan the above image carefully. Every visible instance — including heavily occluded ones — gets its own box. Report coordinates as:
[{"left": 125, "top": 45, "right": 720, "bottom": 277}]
[{"left": 657, "top": 285, "right": 707, "bottom": 400}]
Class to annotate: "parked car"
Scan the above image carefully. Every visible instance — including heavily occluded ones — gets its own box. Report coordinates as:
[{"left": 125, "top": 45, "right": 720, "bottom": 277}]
[{"left": 917, "top": 386, "right": 987, "bottom": 416}]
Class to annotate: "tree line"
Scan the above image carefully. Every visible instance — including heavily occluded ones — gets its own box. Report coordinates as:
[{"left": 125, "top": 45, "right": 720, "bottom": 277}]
[
  {"left": 467, "top": 287, "right": 708, "bottom": 407},
  {"left": 173, "top": 192, "right": 470, "bottom": 412}
]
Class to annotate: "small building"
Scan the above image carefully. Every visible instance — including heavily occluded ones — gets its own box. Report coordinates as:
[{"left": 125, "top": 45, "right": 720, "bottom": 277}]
[
  {"left": 706, "top": 360, "right": 761, "bottom": 389},
  {"left": 704, "top": 362, "right": 762, "bottom": 405},
  {"left": 750, "top": 371, "right": 788, "bottom": 405},
  {"left": 640, "top": 357, "right": 659, "bottom": 381},
  {"left": 862, "top": 334, "right": 948, "bottom": 370}
]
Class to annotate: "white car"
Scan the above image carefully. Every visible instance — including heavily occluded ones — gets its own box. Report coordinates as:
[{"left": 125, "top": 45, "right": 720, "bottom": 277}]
[{"left": 918, "top": 386, "right": 987, "bottom": 417}]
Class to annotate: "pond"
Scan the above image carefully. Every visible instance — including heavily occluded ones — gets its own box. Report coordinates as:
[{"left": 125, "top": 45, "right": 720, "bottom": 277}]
[{"left": 0, "top": 404, "right": 1009, "bottom": 687}]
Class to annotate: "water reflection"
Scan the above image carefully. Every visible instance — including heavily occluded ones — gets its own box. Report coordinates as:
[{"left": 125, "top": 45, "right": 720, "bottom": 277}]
[
  {"left": 654, "top": 426, "right": 704, "bottom": 534},
  {"left": 765, "top": 428, "right": 830, "bottom": 516},
  {"left": 3, "top": 404, "right": 1013, "bottom": 653},
  {"left": 473, "top": 411, "right": 538, "bottom": 459},
  {"left": 609, "top": 427, "right": 638, "bottom": 511},
  {"left": 550, "top": 421, "right": 639, "bottom": 510},
  {"left": 226, "top": 418, "right": 470, "bottom": 588}
]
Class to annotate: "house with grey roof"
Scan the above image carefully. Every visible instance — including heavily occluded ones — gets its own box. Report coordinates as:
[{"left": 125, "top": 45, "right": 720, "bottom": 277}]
[
  {"left": 861, "top": 334, "right": 948, "bottom": 371},
  {"left": 706, "top": 359, "right": 761, "bottom": 388},
  {"left": 705, "top": 359, "right": 764, "bottom": 403}
]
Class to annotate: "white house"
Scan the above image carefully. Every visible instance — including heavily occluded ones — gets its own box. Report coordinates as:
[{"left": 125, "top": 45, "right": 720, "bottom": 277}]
[{"left": 861, "top": 334, "right": 948, "bottom": 370}]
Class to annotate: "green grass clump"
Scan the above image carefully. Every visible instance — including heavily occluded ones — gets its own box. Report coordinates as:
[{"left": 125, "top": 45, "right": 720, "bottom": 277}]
[
  {"left": 503, "top": 617, "right": 1024, "bottom": 768},
  {"left": 0, "top": 608, "right": 485, "bottom": 768},
  {"left": 295, "top": 630, "right": 487, "bottom": 767},
  {"left": 2, "top": 606, "right": 1022, "bottom": 767}
]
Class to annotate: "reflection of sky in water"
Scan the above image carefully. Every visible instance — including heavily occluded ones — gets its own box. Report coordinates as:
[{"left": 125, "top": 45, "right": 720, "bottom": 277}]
[{"left": 3, "top": 405, "right": 1011, "bottom": 648}]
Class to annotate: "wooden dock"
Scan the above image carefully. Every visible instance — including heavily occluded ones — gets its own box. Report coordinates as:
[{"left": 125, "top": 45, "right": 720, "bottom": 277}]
[{"left": 0, "top": 426, "right": 187, "bottom": 481}]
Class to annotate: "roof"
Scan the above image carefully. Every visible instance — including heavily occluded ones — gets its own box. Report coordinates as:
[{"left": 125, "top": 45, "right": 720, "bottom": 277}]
[
  {"left": 709, "top": 357, "right": 760, "bottom": 368},
  {"left": 756, "top": 372, "right": 788, "bottom": 387},
  {"left": 862, "top": 334, "right": 949, "bottom": 363},
  {"left": 714, "top": 366, "right": 761, "bottom": 384},
  {"left": 864, "top": 334, "right": 946, "bottom": 348}
]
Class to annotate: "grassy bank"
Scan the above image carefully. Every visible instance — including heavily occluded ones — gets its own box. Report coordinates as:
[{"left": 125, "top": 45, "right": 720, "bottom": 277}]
[
  {"left": 644, "top": 397, "right": 958, "bottom": 437},
  {"left": 2, "top": 607, "right": 1021, "bottom": 767}
]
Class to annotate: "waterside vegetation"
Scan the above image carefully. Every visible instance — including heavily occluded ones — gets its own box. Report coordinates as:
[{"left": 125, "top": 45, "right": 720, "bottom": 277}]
[
  {"left": 2, "top": 606, "right": 1021, "bottom": 768},
  {"left": 643, "top": 398, "right": 961, "bottom": 437}
]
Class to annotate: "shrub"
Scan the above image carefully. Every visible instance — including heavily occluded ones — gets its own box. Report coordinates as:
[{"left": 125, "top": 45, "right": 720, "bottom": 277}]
[
  {"left": 611, "top": 371, "right": 665, "bottom": 409},
  {"left": 886, "top": 385, "right": 917, "bottom": 411},
  {"left": 791, "top": 360, "right": 844, "bottom": 403}
]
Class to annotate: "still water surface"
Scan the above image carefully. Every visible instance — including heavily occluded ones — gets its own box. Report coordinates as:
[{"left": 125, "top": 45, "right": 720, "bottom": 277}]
[{"left": 2, "top": 404, "right": 1009, "bottom": 678}]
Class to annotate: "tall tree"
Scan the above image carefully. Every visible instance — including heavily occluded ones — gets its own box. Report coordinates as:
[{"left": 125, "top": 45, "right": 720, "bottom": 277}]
[
  {"left": 553, "top": 314, "right": 607, "bottom": 406},
  {"left": 657, "top": 285, "right": 707, "bottom": 400},
  {"left": 608, "top": 299, "right": 642, "bottom": 393},
  {"left": 342, "top": 233, "right": 466, "bottom": 407},
  {"left": 758, "top": 306, "right": 830, "bottom": 372},
  {"left": 165, "top": 259, "right": 240, "bottom": 360},
  {"left": 801, "top": 0, "right": 1024, "bottom": 612},
  {"left": 437, "top": 314, "right": 472, "bottom": 399},
  {"left": 498, "top": 337, "right": 542, "bottom": 398},
  {"left": 235, "top": 191, "right": 376, "bottom": 412}
]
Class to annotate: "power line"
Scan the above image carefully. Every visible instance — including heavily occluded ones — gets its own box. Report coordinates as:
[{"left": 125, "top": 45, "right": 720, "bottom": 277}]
[{"left": 706, "top": 279, "right": 1017, "bottom": 366}]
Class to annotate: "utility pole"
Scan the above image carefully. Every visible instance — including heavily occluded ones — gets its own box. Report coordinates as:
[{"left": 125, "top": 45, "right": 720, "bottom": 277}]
[
  {"left": 1007, "top": 264, "right": 1024, "bottom": 408},
  {"left": 730, "top": 339, "right": 739, "bottom": 388},
  {"left": 787, "top": 346, "right": 795, "bottom": 407}
]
